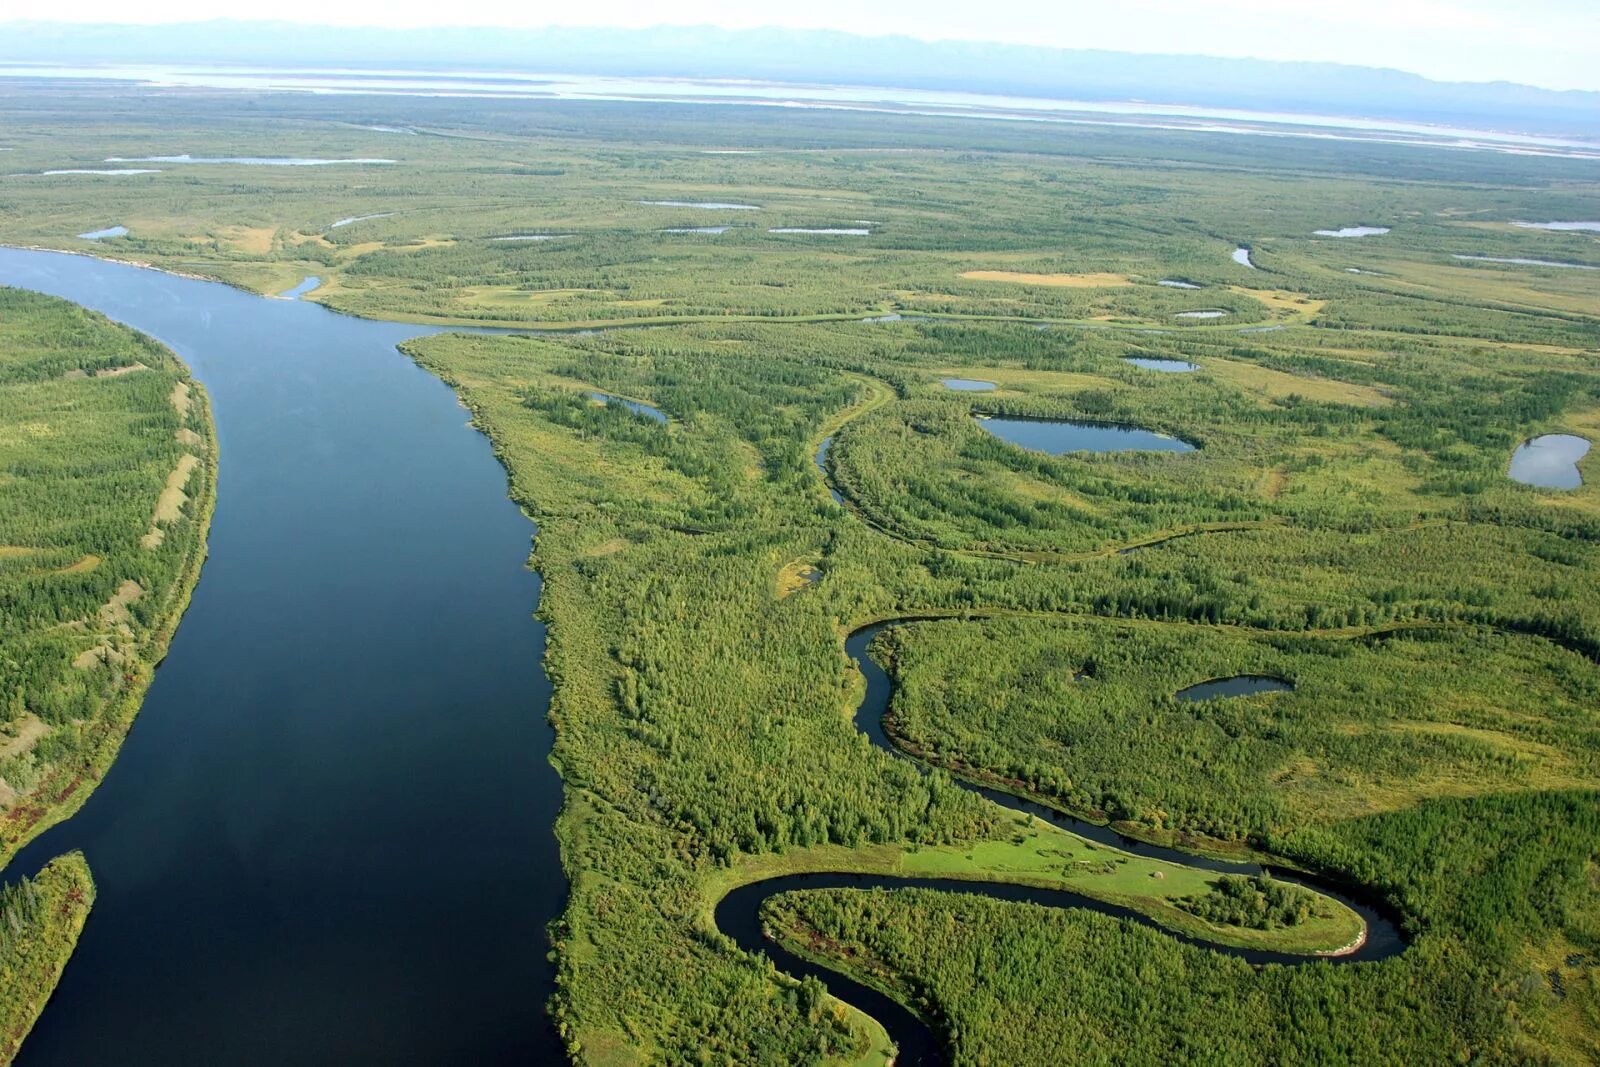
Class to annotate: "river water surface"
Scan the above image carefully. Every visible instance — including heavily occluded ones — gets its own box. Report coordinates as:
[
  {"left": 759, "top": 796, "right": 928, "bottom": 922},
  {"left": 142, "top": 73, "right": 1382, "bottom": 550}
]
[{"left": 0, "top": 247, "right": 562, "bottom": 1065}]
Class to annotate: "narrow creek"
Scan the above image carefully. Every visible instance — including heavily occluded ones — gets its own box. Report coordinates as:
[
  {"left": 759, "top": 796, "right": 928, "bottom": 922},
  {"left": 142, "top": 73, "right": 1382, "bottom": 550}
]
[
  {"left": 0, "top": 248, "right": 563, "bottom": 1064},
  {"left": 715, "top": 622, "right": 1409, "bottom": 1066}
]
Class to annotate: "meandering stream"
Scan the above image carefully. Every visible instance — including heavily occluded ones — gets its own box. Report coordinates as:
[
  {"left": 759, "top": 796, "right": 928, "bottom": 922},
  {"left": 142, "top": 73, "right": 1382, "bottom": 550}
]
[{"left": 712, "top": 622, "right": 1407, "bottom": 1064}]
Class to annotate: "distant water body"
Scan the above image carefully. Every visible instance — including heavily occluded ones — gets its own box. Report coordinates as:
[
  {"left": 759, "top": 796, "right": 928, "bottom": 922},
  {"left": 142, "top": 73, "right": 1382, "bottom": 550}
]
[
  {"left": 1512, "top": 221, "right": 1600, "bottom": 232},
  {"left": 105, "top": 154, "right": 395, "bottom": 166},
  {"left": 1454, "top": 255, "right": 1598, "bottom": 270},
  {"left": 5, "top": 64, "right": 1595, "bottom": 161}
]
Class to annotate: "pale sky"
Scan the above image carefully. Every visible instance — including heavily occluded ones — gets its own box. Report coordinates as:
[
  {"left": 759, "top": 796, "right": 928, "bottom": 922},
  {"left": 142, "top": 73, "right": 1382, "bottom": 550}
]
[{"left": 26, "top": 0, "right": 1600, "bottom": 93}]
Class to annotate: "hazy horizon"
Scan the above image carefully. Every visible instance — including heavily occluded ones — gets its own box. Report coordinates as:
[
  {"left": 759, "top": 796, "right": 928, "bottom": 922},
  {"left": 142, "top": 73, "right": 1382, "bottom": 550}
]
[{"left": 10, "top": 1, "right": 1600, "bottom": 94}]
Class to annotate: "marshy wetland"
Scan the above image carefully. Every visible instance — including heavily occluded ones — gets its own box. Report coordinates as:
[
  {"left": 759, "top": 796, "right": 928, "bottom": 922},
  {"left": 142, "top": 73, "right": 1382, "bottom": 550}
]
[{"left": 1, "top": 85, "right": 1598, "bottom": 1067}]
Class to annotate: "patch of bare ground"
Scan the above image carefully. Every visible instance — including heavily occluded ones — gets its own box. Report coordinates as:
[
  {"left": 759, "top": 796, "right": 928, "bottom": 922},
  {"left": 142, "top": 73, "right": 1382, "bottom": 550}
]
[
  {"left": 141, "top": 453, "right": 200, "bottom": 549},
  {"left": 169, "top": 381, "right": 192, "bottom": 419},
  {"left": 0, "top": 715, "right": 50, "bottom": 762},
  {"left": 97, "top": 579, "right": 142, "bottom": 629}
]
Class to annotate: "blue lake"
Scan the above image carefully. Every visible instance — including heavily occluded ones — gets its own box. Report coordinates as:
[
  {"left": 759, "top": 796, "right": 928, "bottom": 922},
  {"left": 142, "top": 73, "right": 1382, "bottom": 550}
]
[{"left": 975, "top": 416, "right": 1195, "bottom": 455}]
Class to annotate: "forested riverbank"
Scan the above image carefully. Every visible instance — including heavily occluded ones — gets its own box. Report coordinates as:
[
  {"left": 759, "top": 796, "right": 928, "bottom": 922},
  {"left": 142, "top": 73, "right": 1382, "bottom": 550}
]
[{"left": 0, "top": 289, "right": 215, "bottom": 865}]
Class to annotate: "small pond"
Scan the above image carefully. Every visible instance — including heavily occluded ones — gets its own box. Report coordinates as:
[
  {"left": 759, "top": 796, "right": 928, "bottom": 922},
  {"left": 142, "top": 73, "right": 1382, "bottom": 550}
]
[
  {"left": 1232, "top": 247, "right": 1257, "bottom": 269},
  {"left": 44, "top": 169, "right": 160, "bottom": 176},
  {"left": 1509, "top": 434, "right": 1590, "bottom": 489},
  {"left": 492, "top": 234, "right": 572, "bottom": 242},
  {"left": 1175, "top": 309, "right": 1228, "bottom": 320},
  {"left": 77, "top": 225, "right": 128, "bottom": 240},
  {"left": 662, "top": 226, "right": 731, "bottom": 234},
  {"left": 975, "top": 415, "right": 1195, "bottom": 455},
  {"left": 1176, "top": 675, "right": 1294, "bottom": 701},
  {"left": 1124, "top": 357, "right": 1198, "bottom": 373},
  {"left": 770, "top": 228, "right": 870, "bottom": 235},
  {"left": 588, "top": 391, "right": 666, "bottom": 423},
  {"left": 1313, "top": 226, "right": 1390, "bottom": 237},
  {"left": 941, "top": 378, "right": 997, "bottom": 391},
  {"left": 1157, "top": 279, "right": 1202, "bottom": 289}
]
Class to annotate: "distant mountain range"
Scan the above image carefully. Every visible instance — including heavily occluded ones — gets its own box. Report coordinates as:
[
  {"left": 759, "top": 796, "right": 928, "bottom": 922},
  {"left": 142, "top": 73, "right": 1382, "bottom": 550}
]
[{"left": 3, "top": 20, "right": 1597, "bottom": 139}]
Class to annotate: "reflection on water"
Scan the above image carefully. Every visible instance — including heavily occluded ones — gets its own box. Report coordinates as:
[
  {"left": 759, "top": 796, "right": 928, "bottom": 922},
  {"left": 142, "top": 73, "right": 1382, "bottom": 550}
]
[
  {"left": 976, "top": 415, "right": 1195, "bottom": 455},
  {"left": 1509, "top": 434, "right": 1590, "bottom": 489}
]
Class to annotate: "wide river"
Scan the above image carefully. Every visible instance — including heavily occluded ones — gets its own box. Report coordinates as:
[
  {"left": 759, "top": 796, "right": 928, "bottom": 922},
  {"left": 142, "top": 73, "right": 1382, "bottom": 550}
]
[{"left": 0, "top": 248, "right": 563, "bottom": 1064}]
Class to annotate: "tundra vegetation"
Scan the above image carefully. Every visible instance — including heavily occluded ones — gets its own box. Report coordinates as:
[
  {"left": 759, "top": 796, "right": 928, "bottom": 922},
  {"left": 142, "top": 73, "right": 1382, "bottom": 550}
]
[{"left": 0, "top": 86, "right": 1597, "bottom": 1063}]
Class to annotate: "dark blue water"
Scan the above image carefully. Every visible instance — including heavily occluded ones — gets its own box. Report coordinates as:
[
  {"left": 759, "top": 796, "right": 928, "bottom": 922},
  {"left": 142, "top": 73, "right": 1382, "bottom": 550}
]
[
  {"left": 0, "top": 248, "right": 561, "bottom": 1065},
  {"left": 1176, "top": 675, "right": 1295, "bottom": 702},
  {"left": 976, "top": 416, "right": 1195, "bottom": 455}
]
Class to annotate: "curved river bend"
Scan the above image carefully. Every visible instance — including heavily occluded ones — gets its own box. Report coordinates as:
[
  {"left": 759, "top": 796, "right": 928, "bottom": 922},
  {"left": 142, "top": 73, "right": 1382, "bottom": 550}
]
[
  {"left": 715, "top": 623, "right": 1407, "bottom": 1066},
  {"left": 0, "top": 248, "right": 562, "bottom": 1064}
]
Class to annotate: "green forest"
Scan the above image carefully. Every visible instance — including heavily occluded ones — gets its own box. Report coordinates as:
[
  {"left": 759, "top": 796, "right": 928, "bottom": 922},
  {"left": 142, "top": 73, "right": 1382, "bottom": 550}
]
[
  {"left": 0, "top": 288, "right": 215, "bottom": 866},
  {"left": 0, "top": 853, "right": 93, "bottom": 1062},
  {"left": 0, "top": 86, "right": 1597, "bottom": 1064}
]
